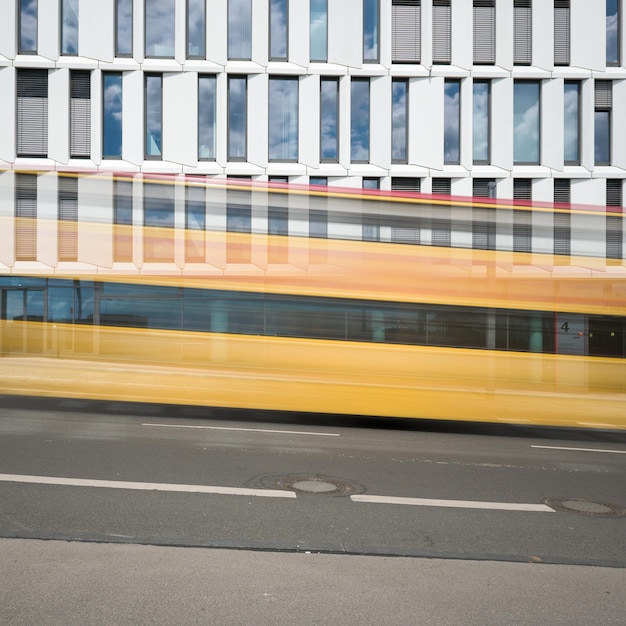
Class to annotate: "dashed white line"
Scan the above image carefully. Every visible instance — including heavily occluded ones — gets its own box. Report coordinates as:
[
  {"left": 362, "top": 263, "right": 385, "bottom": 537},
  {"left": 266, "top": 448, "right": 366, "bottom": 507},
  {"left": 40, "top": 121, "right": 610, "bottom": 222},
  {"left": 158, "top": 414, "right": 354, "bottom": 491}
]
[
  {"left": 0, "top": 474, "right": 296, "bottom": 498},
  {"left": 531, "top": 445, "right": 626, "bottom": 455},
  {"left": 142, "top": 423, "right": 340, "bottom": 437},
  {"left": 351, "top": 494, "right": 554, "bottom": 512}
]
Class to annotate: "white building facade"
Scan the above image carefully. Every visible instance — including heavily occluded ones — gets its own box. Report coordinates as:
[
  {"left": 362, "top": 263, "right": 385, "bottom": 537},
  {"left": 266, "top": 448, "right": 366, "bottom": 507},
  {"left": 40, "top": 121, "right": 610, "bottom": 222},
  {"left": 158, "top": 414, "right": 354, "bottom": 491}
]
[{"left": 0, "top": 0, "right": 625, "bottom": 206}]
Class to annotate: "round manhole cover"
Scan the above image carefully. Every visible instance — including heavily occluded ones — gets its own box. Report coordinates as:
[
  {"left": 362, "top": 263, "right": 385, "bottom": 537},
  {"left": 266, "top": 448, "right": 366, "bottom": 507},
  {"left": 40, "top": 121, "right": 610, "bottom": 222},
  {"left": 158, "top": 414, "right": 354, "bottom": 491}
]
[
  {"left": 543, "top": 497, "right": 626, "bottom": 518},
  {"left": 245, "top": 473, "right": 365, "bottom": 497}
]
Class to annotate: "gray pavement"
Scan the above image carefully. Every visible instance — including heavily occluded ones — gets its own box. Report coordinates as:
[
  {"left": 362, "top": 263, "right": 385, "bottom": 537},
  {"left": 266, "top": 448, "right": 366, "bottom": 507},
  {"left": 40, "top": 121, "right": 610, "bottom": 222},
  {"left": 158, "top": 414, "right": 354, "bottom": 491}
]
[{"left": 1, "top": 538, "right": 625, "bottom": 625}]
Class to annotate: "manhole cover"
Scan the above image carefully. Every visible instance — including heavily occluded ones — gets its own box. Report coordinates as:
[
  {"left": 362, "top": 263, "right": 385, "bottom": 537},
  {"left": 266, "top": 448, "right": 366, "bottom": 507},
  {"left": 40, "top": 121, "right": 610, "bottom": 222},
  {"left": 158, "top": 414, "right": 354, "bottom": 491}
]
[
  {"left": 543, "top": 497, "right": 626, "bottom": 518},
  {"left": 245, "top": 473, "right": 366, "bottom": 497}
]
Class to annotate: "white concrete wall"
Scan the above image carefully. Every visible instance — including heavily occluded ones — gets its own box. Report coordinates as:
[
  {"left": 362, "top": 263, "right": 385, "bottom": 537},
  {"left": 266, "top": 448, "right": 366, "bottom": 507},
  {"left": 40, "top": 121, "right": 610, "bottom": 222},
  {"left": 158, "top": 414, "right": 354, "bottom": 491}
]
[
  {"left": 163, "top": 72, "right": 197, "bottom": 167},
  {"left": 0, "top": 67, "right": 16, "bottom": 163},
  {"left": 48, "top": 68, "right": 70, "bottom": 165},
  {"left": 80, "top": 0, "right": 114, "bottom": 62}
]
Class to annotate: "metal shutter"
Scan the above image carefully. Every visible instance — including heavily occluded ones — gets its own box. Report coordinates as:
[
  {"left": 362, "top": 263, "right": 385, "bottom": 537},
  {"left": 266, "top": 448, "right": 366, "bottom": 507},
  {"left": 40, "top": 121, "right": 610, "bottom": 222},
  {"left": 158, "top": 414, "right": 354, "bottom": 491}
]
[
  {"left": 472, "top": 207, "right": 496, "bottom": 250},
  {"left": 15, "top": 174, "right": 38, "bottom": 260},
  {"left": 513, "top": 0, "right": 532, "bottom": 65},
  {"left": 391, "top": 177, "right": 421, "bottom": 192},
  {"left": 17, "top": 69, "right": 48, "bottom": 157},
  {"left": 432, "top": 1, "right": 451, "bottom": 64},
  {"left": 58, "top": 176, "right": 78, "bottom": 261},
  {"left": 513, "top": 211, "right": 532, "bottom": 253},
  {"left": 553, "top": 179, "right": 570, "bottom": 255},
  {"left": 606, "top": 179, "right": 623, "bottom": 259},
  {"left": 595, "top": 81, "right": 612, "bottom": 109},
  {"left": 431, "top": 178, "right": 451, "bottom": 247},
  {"left": 554, "top": 1, "right": 570, "bottom": 66},
  {"left": 431, "top": 177, "right": 451, "bottom": 195},
  {"left": 391, "top": 227, "right": 420, "bottom": 244},
  {"left": 472, "top": 178, "right": 494, "bottom": 198},
  {"left": 473, "top": 1, "right": 495, "bottom": 65},
  {"left": 392, "top": 0, "right": 421, "bottom": 63},
  {"left": 70, "top": 70, "right": 91, "bottom": 158},
  {"left": 513, "top": 178, "right": 532, "bottom": 200}
]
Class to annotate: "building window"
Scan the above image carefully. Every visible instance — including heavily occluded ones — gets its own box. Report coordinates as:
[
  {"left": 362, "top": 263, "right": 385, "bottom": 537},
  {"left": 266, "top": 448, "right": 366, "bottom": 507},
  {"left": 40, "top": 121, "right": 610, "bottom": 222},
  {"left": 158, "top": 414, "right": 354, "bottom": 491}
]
[
  {"left": 473, "top": 80, "right": 490, "bottom": 164},
  {"left": 553, "top": 179, "right": 570, "bottom": 256},
  {"left": 145, "top": 0, "right": 175, "bottom": 58},
  {"left": 473, "top": 178, "right": 495, "bottom": 198},
  {"left": 444, "top": 79, "right": 460, "bottom": 165},
  {"left": 61, "top": 0, "right": 79, "bottom": 55},
  {"left": 186, "top": 181, "right": 206, "bottom": 262},
  {"left": 228, "top": 76, "right": 247, "bottom": 160},
  {"left": 564, "top": 81, "right": 580, "bottom": 164},
  {"left": 363, "top": 0, "right": 379, "bottom": 62},
  {"left": 595, "top": 81, "right": 612, "bottom": 166},
  {"left": 320, "top": 78, "right": 339, "bottom": 162},
  {"left": 188, "top": 0, "right": 206, "bottom": 58},
  {"left": 514, "top": 0, "right": 532, "bottom": 66},
  {"left": 473, "top": 1, "right": 495, "bottom": 65},
  {"left": 228, "top": 0, "right": 252, "bottom": 60},
  {"left": 103, "top": 73, "right": 123, "bottom": 159},
  {"left": 351, "top": 78, "right": 370, "bottom": 163},
  {"left": 513, "top": 179, "right": 532, "bottom": 253},
  {"left": 606, "top": 179, "right": 623, "bottom": 259},
  {"left": 270, "top": 0, "right": 288, "bottom": 61},
  {"left": 607, "top": 0, "right": 620, "bottom": 66},
  {"left": 392, "top": 78, "right": 408, "bottom": 163},
  {"left": 19, "top": 0, "right": 37, "bottom": 54},
  {"left": 268, "top": 181, "right": 289, "bottom": 263},
  {"left": 113, "top": 179, "right": 133, "bottom": 262},
  {"left": 472, "top": 185, "right": 496, "bottom": 250},
  {"left": 433, "top": 0, "right": 451, "bottom": 64},
  {"left": 392, "top": 0, "right": 421, "bottom": 64},
  {"left": 70, "top": 70, "right": 91, "bottom": 159},
  {"left": 514, "top": 81, "right": 540, "bottom": 164},
  {"left": 145, "top": 74, "right": 162, "bottom": 159},
  {"left": 310, "top": 0, "right": 328, "bottom": 61},
  {"left": 391, "top": 177, "right": 421, "bottom": 192},
  {"left": 144, "top": 182, "right": 174, "bottom": 262},
  {"left": 58, "top": 175, "right": 78, "bottom": 261},
  {"left": 431, "top": 178, "right": 451, "bottom": 247},
  {"left": 554, "top": 0, "right": 570, "bottom": 66},
  {"left": 310, "top": 176, "right": 328, "bottom": 187},
  {"left": 269, "top": 77, "right": 298, "bottom": 161},
  {"left": 115, "top": 0, "right": 133, "bottom": 57},
  {"left": 198, "top": 75, "right": 216, "bottom": 161},
  {"left": 17, "top": 69, "right": 48, "bottom": 158},
  {"left": 363, "top": 177, "right": 380, "bottom": 190},
  {"left": 15, "top": 174, "right": 37, "bottom": 261},
  {"left": 227, "top": 177, "right": 252, "bottom": 263}
]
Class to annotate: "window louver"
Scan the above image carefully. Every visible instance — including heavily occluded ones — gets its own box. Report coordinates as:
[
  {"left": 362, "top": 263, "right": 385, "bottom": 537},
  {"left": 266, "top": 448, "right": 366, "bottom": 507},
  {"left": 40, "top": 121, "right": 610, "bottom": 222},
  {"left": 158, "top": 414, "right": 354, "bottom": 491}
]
[
  {"left": 392, "top": 0, "right": 421, "bottom": 63},
  {"left": 70, "top": 70, "right": 91, "bottom": 158},
  {"left": 17, "top": 69, "right": 48, "bottom": 157},
  {"left": 514, "top": 0, "right": 532, "bottom": 65},
  {"left": 553, "top": 178, "right": 570, "bottom": 256},
  {"left": 15, "top": 174, "right": 38, "bottom": 260},
  {"left": 554, "top": 0, "right": 570, "bottom": 66},
  {"left": 473, "top": 1, "right": 495, "bottom": 65},
  {"left": 58, "top": 175, "right": 78, "bottom": 261},
  {"left": 433, "top": 1, "right": 451, "bottom": 64},
  {"left": 595, "top": 81, "right": 612, "bottom": 109},
  {"left": 391, "top": 177, "right": 421, "bottom": 192}
]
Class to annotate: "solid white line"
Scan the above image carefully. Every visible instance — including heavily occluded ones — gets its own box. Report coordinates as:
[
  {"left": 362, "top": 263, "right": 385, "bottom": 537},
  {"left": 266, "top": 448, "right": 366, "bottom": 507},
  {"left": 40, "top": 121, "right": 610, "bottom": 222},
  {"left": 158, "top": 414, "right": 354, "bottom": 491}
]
[
  {"left": 531, "top": 445, "right": 626, "bottom": 455},
  {"left": 0, "top": 474, "right": 296, "bottom": 498},
  {"left": 142, "top": 423, "right": 340, "bottom": 437},
  {"left": 351, "top": 494, "right": 553, "bottom": 512}
]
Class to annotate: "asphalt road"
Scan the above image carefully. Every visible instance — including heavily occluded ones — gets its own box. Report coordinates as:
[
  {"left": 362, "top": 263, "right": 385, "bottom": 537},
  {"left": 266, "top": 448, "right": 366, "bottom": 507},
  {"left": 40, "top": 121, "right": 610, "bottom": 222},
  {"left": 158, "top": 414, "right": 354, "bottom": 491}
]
[{"left": 1, "top": 396, "right": 625, "bottom": 567}]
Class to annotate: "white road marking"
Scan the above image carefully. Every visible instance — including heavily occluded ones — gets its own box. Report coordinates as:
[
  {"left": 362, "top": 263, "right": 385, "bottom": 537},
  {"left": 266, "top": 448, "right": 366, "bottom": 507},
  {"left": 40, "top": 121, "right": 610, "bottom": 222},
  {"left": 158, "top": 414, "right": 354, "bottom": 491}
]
[
  {"left": 0, "top": 474, "right": 296, "bottom": 498},
  {"left": 351, "top": 494, "right": 554, "bottom": 512},
  {"left": 531, "top": 445, "right": 626, "bottom": 455},
  {"left": 142, "top": 423, "right": 340, "bottom": 437}
]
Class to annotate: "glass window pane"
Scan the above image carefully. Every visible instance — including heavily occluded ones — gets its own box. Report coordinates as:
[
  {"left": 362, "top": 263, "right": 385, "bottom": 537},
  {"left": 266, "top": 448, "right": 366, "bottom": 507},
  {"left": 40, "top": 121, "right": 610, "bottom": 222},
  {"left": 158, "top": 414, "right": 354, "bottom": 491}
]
[
  {"left": 188, "top": 0, "right": 206, "bottom": 58},
  {"left": 116, "top": 0, "right": 133, "bottom": 56},
  {"left": 595, "top": 111, "right": 610, "bottom": 165},
  {"left": 62, "top": 0, "right": 79, "bottom": 55},
  {"left": 320, "top": 78, "right": 338, "bottom": 161},
  {"left": 145, "top": 75, "right": 162, "bottom": 158},
  {"left": 145, "top": 0, "right": 175, "bottom": 57},
  {"left": 363, "top": 0, "right": 379, "bottom": 62},
  {"left": 270, "top": 0, "right": 288, "bottom": 60},
  {"left": 19, "top": 0, "right": 38, "bottom": 53},
  {"left": 310, "top": 0, "right": 327, "bottom": 61},
  {"left": 103, "top": 73, "right": 123, "bottom": 159},
  {"left": 607, "top": 0, "right": 620, "bottom": 65},
  {"left": 269, "top": 78, "right": 298, "bottom": 161},
  {"left": 564, "top": 82, "right": 579, "bottom": 163},
  {"left": 473, "top": 81, "right": 489, "bottom": 163},
  {"left": 198, "top": 76, "right": 216, "bottom": 160},
  {"left": 392, "top": 79, "right": 407, "bottom": 162},
  {"left": 444, "top": 80, "right": 460, "bottom": 164},
  {"left": 351, "top": 79, "right": 370, "bottom": 162},
  {"left": 228, "top": 77, "right": 247, "bottom": 160},
  {"left": 228, "top": 0, "right": 252, "bottom": 60},
  {"left": 514, "top": 81, "right": 540, "bottom": 164}
]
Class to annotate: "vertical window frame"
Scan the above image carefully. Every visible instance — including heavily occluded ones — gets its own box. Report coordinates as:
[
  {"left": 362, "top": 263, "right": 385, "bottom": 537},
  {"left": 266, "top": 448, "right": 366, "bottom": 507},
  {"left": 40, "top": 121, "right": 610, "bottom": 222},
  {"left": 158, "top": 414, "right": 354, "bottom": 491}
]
[
  {"left": 320, "top": 77, "right": 339, "bottom": 162},
  {"left": 69, "top": 69, "right": 91, "bottom": 159},
  {"left": 16, "top": 68, "right": 48, "bottom": 158},
  {"left": 392, "top": 0, "right": 421, "bottom": 64},
  {"left": 61, "top": 0, "right": 79, "bottom": 56},
  {"left": 58, "top": 174, "right": 78, "bottom": 262},
  {"left": 198, "top": 74, "right": 217, "bottom": 161},
  {"left": 268, "top": 76, "right": 299, "bottom": 162},
  {"left": 228, "top": 0, "right": 252, "bottom": 61},
  {"left": 269, "top": 0, "right": 288, "bottom": 61},
  {"left": 432, "top": 0, "right": 451, "bottom": 65},
  {"left": 363, "top": 0, "right": 380, "bottom": 63},
  {"left": 351, "top": 77, "right": 371, "bottom": 164},
  {"left": 18, "top": 0, "right": 38, "bottom": 55},
  {"left": 513, "top": 0, "right": 532, "bottom": 66},
  {"left": 392, "top": 78, "right": 408, "bottom": 164},
  {"left": 595, "top": 80, "right": 612, "bottom": 166},
  {"left": 473, "top": 0, "right": 496, "bottom": 66},
  {"left": 514, "top": 80, "right": 541, "bottom": 165},
  {"left": 444, "top": 79, "right": 460, "bottom": 165},
  {"left": 554, "top": 0, "right": 570, "bottom": 66},
  {"left": 145, "top": 0, "right": 176, "bottom": 59},
  {"left": 102, "top": 72, "right": 123, "bottom": 160},
  {"left": 228, "top": 75, "right": 248, "bottom": 161},
  {"left": 144, "top": 73, "right": 163, "bottom": 160},
  {"left": 564, "top": 80, "right": 580, "bottom": 165},
  {"left": 606, "top": 0, "right": 621, "bottom": 67},
  {"left": 473, "top": 79, "right": 490, "bottom": 165},
  {"left": 115, "top": 0, "right": 133, "bottom": 58},
  {"left": 310, "top": 0, "right": 328, "bottom": 62},
  {"left": 187, "top": 0, "right": 206, "bottom": 59}
]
